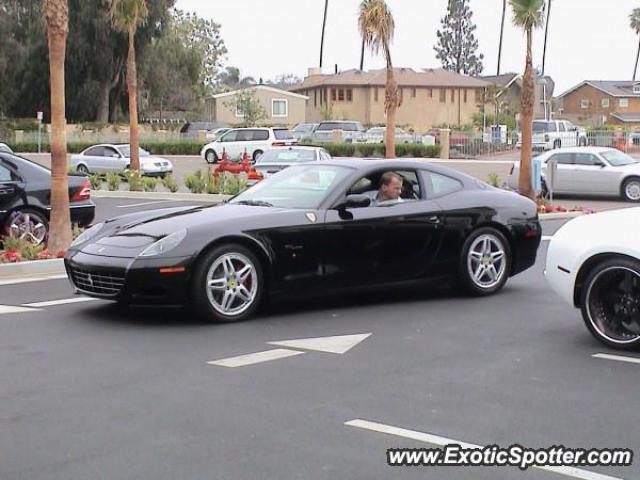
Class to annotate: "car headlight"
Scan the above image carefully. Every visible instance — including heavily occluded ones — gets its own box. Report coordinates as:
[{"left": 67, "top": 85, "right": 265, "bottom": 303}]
[
  {"left": 138, "top": 229, "right": 187, "bottom": 257},
  {"left": 71, "top": 222, "right": 104, "bottom": 247}
]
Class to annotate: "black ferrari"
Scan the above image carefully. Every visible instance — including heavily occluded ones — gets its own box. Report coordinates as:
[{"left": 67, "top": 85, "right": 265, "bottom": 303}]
[{"left": 65, "top": 159, "right": 541, "bottom": 321}]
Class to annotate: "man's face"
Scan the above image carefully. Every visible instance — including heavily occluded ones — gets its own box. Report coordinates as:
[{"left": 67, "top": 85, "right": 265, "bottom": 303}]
[{"left": 381, "top": 177, "right": 403, "bottom": 201}]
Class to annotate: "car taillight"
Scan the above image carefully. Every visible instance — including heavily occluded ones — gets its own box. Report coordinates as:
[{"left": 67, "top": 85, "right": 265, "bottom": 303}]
[{"left": 71, "top": 179, "right": 91, "bottom": 202}]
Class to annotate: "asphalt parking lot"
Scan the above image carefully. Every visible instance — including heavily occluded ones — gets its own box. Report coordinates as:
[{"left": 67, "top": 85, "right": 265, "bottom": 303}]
[{"left": 1, "top": 215, "right": 638, "bottom": 480}]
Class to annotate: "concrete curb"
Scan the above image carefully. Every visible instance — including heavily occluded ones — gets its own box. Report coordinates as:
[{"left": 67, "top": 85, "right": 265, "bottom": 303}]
[
  {"left": 538, "top": 211, "right": 585, "bottom": 221},
  {"left": 93, "top": 190, "right": 231, "bottom": 203},
  {"left": 0, "top": 258, "right": 66, "bottom": 284}
]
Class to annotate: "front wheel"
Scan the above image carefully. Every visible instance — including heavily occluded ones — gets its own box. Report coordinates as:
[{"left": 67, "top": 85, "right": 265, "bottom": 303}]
[
  {"left": 553, "top": 139, "right": 561, "bottom": 149},
  {"left": 581, "top": 258, "right": 640, "bottom": 349},
  {"left": 252, "top": 150, "right": 263, "bottom": 162},
  {"left": 76, "top": 164, "right": 89, "bottom": 174},
  {"left": 622, "top": 177, "right": 640, "bottom": 202},
  {"left": 205, "top": 150, "right": 218, "bottom": 164},
  {"left": 191, "top": 244, "right": 263, "bottom": 322},
  {"left": 458, "top": 228, "right": 511, "bottom": 296},
  {"left": 4, "top": 209, "right": 49, "bottom": 245}
]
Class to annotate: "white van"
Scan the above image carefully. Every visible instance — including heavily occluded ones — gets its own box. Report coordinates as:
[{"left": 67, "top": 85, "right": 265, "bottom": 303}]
[{"left": 200, "top": 127, "right": 297, "bottom": 163}]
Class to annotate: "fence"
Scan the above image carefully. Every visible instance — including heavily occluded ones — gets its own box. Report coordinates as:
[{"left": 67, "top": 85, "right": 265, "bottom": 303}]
[
  {"left": 585, "top": 130, "right": 640, "bottom": 155},
  {"left": 448, "top": 130, "right": 518, "bottom": 159}
]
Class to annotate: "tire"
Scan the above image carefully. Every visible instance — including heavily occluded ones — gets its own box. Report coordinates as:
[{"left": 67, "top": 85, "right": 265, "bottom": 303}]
[
  {"left": 580, "top": 258, "right": 640, "bottom": 350},
  {"left": 553, "top": 139, "right": 561, "bottom": 149},
  {"left": 252, "top": 150, "right": 263, "bottom": 162},
  {"left": 4, "top": 208, "right": 49, "bottom": 245},
  {"left": 621, "top": 177, "right": 640, "bottom": 202},
  {"left": 191, "top": 244, "right": 264, "bottom": 322},
  {"left": 205, "top": 150, "right": 218, "bottom": 164},
  {"left": 579, "top": 137, "right": 587, "bottom": 147},
  {"left": 76, "top": 164, "right": 90, "bottom": 174},
  {"left": 458, "top": 227, "right": 511, "bottom": 296}
]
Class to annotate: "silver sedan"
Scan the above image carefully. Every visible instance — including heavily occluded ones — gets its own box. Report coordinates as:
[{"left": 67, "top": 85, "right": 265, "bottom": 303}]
[
  {"left": 253, "top": 146, "right": 331, "bottom": 178},
  {"left": 70, "top": 144, "right": 173, "bottom": 177},
  {"left": 507, "top": 147, "right": 640, "bottom": 202}
]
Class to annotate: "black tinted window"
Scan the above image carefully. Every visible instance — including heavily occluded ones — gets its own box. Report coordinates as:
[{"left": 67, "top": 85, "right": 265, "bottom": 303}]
[
  {"left": 317, "top": 122, "right": 358, "bottom": 131},
  {"left": 85, "top": 146, "right": 104, "bottom": 156},
  {"left": 274, "top": 129, "right": 294, "bottom": 140},
  {"left": 252, "top": 130, "right": 269, "bottom": 141},
  {"left": 533, "top": 122, "right": 553, "bottom": 133}
]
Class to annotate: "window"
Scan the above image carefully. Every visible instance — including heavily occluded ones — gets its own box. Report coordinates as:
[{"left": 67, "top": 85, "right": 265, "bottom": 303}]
[
  {"left": 235, "top": 105, "right": 245, "bottom": 118},
  {"left": 0, "top": 164, "right": 12, "bottom": 182},
  {"left": 219, "top": 131, "right": 238, "bottom": 142},
  {"left": 634, "top": 84, "right": 640, "bottom": 94},
  {"left": 421, "top": 171, "right": 463, "bottom": 198},
  {"left": 273, "top": 129, "right": 295, "bottom": 140},
  {"left": 439, "top": 89, "right": 446, "bottom": 103},
  {"left": 346, "top": 88, "right": 353, "bottom": 102},
  {"left": 412, "top": 88, "right": 417, "bottom": 98},
  {"left": 464, "top": 89, "right": 468, "bottom": 103},
  {"left": 574, "top": 153, "right": 601, "bottom": 166},
  {"left": 338, "top": 89, "right": 345, "bottom": 101},
  {"left": 348, "top": 170, "right": 422, "bottom": 201},
  {"left": 619, "top": 98, "right": 629, "bottom": 108},
  {"left": 103, "top": 147, "right": 120, "bottom": 158},
  {"left": 272, "top": 99, "right": 288, "bottom": 117},
  {"left": 601, "top": 98, "right": 610, "bottom": 108},
  {"left": 548, "top": 153, "right": 573, "bottom": 165},
  {"left": 84, "top": 146, "right": 104, "bottom": 157},
  {"left": 581, "top": 99, "right": 590, "bottom": 109},
  {"left": 331, "top": 88, "right": 336, "bottom": 102},
  {"left": 250, "top": 129, "right": 269, "bottom": 141},
  {"left": 558, "top": 122, "right": 566, "bottom": 132},
  {"left": 374, "top": 88, "right": 379, "bottom": 102}
]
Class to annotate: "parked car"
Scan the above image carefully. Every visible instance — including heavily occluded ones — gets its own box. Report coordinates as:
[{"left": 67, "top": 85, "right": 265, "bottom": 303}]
[
  {"left": 311, "top": 121, "right": 366, "bottom": 143},
  {"left": 517, "top": 120, "right": 587, "bottom": 150},
  {"left": 506, "top": 147, "right": 640, "bottom": 202},
  {"left": 0, "top": 143, "right": 13, "bottom": 154},
  {"left": 65, "top": 158, "right": 540, "bottom": 322},
  {"left": 70, "top": 144, "right": 173, "bottom": 177},
  {"left": 546, "top": 207, "right": 640, "bottom": 349},
  {"left": 206, "top": 127, "right": 231, "bottom": 140},
  {"left": 180, "top": 122, "right": 220, "bottom": 138},
  {"left": 200, "top": 127, "right": 297, "bottom": 164},
  {"left": 362, "top": 127, "right": 415, "bottom": 144},
  {"left": 254, "top": 146, "right": 331, "bottom": 178},
  {"left": 1, "top": 152, "right": 95, "bottom": 245},
  {"left": 291, "top": 123, "right": 319, "bottom": 142}
]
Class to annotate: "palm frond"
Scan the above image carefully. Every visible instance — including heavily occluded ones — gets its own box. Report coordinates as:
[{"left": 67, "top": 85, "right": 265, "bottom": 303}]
[
  {"left": 107, "top": 0, "right": 149, "bottom": 33},
  {"left": 358, "top": 0, "right": 394, "bottom": 57},
  {"left": 631, "top": 8, "right": 640, "bottom": 34},
  {"left": 509, "top": 0, "right": 545, "bottom": 31}
]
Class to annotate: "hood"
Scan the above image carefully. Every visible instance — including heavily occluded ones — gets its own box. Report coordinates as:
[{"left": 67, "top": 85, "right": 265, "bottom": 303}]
[{"left": 140, "top": 156, "right": 170, "bottom": 165}]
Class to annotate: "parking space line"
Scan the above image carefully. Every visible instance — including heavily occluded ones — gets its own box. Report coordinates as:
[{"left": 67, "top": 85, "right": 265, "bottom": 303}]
[
  {"left": 117, "top": 201, "right": 173, "bottom": 208},
  {"left": 207, "top": 349, "right": 305, "bottom": 368},
  {"left": 23, "top": 297, "right": 99, "bottom": 308},
  {"left": 345, "top": 419, "right": 622, "bottom": 480},
  {"left": 0, "top": 305, "right": 41, "bottom": 315},
  {"left": 0, "top": 274, "right": 68, "bottom": 286},
  {"left": 592, "top": 353, "right": 640, "bottom": 365}
]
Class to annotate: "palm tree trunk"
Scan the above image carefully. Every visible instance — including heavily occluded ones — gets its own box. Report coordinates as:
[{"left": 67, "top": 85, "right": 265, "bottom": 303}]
[
  {"left": 384, "top": 45, "right": 397, "bottom": 158},
  {"left": 319, "top": 0, "right": 329, "bottom": 68},
  {"left": 542, "top": 0, "right": 551, "bottom": 75},
  {"left": 497, "top": 0, "right": 506, "bottom": 75},
  {"left": 634, "top": 36, "right": 640, "bottom": 81},
  {"left": 127, "top": 25, "right": 140, "bottom": 172},
  {"left": 46, "top": 3, "right": 72, "bottom": 254},
  {"left": 518, "top": 27, "right": 535, "bottom": 200}
]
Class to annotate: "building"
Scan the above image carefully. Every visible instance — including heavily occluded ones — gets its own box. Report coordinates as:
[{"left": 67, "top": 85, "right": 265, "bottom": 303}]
[
  {"left": 556, "top": 81, "right": 640, "bottom": 127},
  {"left": 205, "top": 85, "right": 308, "bottom": 126},
  {"left": 480, "top": 73, "right": 554, "bottom": 121},
  {"left": 289, "top": 68, "right": 490, "bottom": 132}
]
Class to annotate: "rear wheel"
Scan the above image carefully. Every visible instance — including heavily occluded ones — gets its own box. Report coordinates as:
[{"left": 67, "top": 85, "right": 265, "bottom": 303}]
[
  {"left": 4, "top": 209, "right": 48, "bottom": 245},
  {"left": 191, "top": 244, "right": 263, "bottom": 322},
  {"left": 205, "top": 150, "right": 218, "bottom": 164},
  {"left": 622, "top": 177, "right": 640, "bottom": 202},
  {"left": 458, "top": 228, "right": 511, "bottom": 296},
  {"left": 553, "top": 139, "right": 562, "bottom": 149},
  {"left": 76, "top": 164, "right": 89, "bottom": 174},
  {"left": 579, "top": 137, "right": 587, "bottom": 147},
  {"left": 581, "top": 258, "right": 640, "bottom": 349},
  {"left": 253, "top": 150, "right": 263, "bottom": 162}
]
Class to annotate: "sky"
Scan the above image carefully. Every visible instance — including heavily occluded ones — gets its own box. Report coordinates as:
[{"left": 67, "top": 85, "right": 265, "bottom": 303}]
[{"left": 177, "top": 0, "right": 638, "bottom": 95}]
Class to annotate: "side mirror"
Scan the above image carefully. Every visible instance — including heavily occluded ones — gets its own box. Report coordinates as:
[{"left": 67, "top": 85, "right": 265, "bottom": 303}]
[{"left": 336, "top": 194, "right": 371, "bottom": 210}]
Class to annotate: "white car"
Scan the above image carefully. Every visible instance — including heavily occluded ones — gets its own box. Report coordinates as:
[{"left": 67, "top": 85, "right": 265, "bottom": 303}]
[
  {"left": 517, "top": 120, "right": 587, "bottom": 151},
  {"left": 70, "top": 144, "right": 173, "bottom": 177},
  {"left": 253, "top": 146, "right": 331, "bottom": 178},
  {"left": 546, "top": 207, "right": 640, "bottom": 349},
  {"left": 0, "top": 143, "right": 13, "bottom": 154},
  {"left": 507, "top": 147, "right": 640, "bottom": 202},
  {"left": 200, "top": 127, "right": 297, "bottom": 164},
  {"left": 361, "top": 127, "right": 415, "bottom": 144}
]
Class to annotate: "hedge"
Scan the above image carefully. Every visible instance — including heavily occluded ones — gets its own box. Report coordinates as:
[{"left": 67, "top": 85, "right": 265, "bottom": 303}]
[
  {"left": 6, "top": 141, "right": 204, "bottom": 155},
  {"left": 301, "top": 142, "right": 441, "bottom": 158}
]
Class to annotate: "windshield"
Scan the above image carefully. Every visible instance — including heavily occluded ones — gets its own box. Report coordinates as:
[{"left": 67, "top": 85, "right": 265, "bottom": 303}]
[
  {"left": 601, "top": 150, "right": 638, "bottom": 166},
  {"left": 532, "top": 122, "right": 553, "bottom": 133},
  {"left": 317, "top": 122, "right": 360, "bottom": 132},
  {"left": 293, "top": 124, "right": 315, "bottom": 132},
  {"left": 230, "top": 164, "right": 352, "bottom": 209},
  {"left": 257, "top": 149, "right": 317, "bottom": 163},
  {"left": 119, "top": 147, "right": 150, "bottom": 158}
]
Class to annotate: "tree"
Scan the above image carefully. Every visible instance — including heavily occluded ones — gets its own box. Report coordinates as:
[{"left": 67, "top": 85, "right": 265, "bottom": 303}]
[
  {"left": 216, "top": 66, "right": 256, "bottom": 92},
  {"left": 320, "top": 0, "right": 329, "bottom": 68},
  {"left": 510, "top": 0, "right": 545, "bottom": 200},
  {"left": 631, "top": 8, "right": 640, "bottom": 81},
  {"left": 359, "top": 0, "right": 397, "bottom": 158},
  {"left": 268, "top": 74, "right": 302, "bottom": 89},
  {"left": 107, "top": 0, "right": 149, "bottom": 173},
  {"left": 497, "top": 0, "right": 506, "bottom": 75},
  {"left": 434, "top": 0, "right": 484, "bottom": 76},
  {"left": 43, "top": 0, "right": 72, "bottom": 252},
  {"left": 224, "top": 90, "right": 266, "bottom": 127}
]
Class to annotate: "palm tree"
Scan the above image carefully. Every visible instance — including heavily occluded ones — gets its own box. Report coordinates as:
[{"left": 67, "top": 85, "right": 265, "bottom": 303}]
[
  {"left": 497, "top": 0, "right": 507, "bottom": 75},
  {"left": 631, "top": 8, "right": 640, "bottom": 81},
  {"left": 43, "top": 0, "right": 72, "bottom": 253},
  {"left": 510, "top": 0, "right": 545, "bottom": 200},
  {"left": 320, "top": 0, "right": 329, "bottom": 68},
  {"left": 107, "top": 0, "right": 148, "bottom": 173},
  {"left": 359, "top": 0, "right": 398, "bottom": 158},
  {"left": 541, "top": 0, "right": 551, "bottom": 75}
]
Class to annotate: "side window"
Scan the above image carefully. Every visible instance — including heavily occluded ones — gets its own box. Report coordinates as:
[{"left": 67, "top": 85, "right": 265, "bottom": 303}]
[
  {"left": 549, "top": 153, "right": 573, "bottom": 165},
  {"left": 85, "top": 146, "right": 104, "bottom": 156},
  {"left": 395, "top": 170, "right": 421, "bottom": 199},
  {"left": 253, "top": 130, "right": 269, "bottom": 141},
  {"left": 421, "top": 171, "right": 463, "bottom": 199},
  {"left": 103, "top": 147, "right": 120, "bottom": 158},
  {"left": 236, "top": 130, "right": 253, "bottom": 141},
  {"left": 320, "top": 149, "right": 331, "bottom": 160},
  {"left": 219, "top": 131, "right": 238, "bottom": 142},
  {"left": 574, "top": 154, "right": 600, "bottom": 166},
  {"left": 0, "top": 164, "right": 13, "bottom": 182},
  {"left": 558, "top": 122, "right": 566, "bottom": 132}
]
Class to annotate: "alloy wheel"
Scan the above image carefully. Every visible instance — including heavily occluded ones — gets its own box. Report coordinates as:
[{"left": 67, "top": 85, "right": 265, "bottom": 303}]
[
  {"left": 8, "top": 211, "right": 47, "bottom": 245},
  {"left": 205, "top": 252, "right": 258, "bottom": 316},
  {"left": 624, "top": 180, "right": 640, "bottom": 201},
  {"left": 466, "top": 234, "right": 507, "bottom": 289}
]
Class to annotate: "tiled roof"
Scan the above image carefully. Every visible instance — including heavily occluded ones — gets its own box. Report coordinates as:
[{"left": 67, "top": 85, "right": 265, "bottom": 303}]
[
  {"left": 558, "top": 81, "right": 640, "bottom": 98},
  {"left": 610, "top": 112, "right": 640, "bottom": 123}
]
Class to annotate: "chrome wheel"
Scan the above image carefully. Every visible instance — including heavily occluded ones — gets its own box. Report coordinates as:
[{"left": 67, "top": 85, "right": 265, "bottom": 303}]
[
  {"left": 585, "top": 266, "right": 640, "bottom": 345},
  {"left": 206, "top": 252, "right": 258, "bottom": 316},
  {"left": 623, "top": 179, "right": 640, "bottom": 202},
  {"left": 467, "top": 234, "right": 507, "bottom": 289},
  {"left": 7, "top": 210, "right": 47, "bottom": 245}
]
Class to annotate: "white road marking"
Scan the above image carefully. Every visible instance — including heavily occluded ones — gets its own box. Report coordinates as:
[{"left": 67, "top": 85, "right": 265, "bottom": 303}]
[
  {"left": 116, "top": 201, "right": 172, "bottom": 208},
  {"left": 592, "top": 353, "right": 640, "bottom": 365},
  {"left": 345, "top": 419, "right": 622, "bottom": 480},
  {"left": 0, "top": 274, "right": 68, "bottom": 286},
  {"left": 0, "top": 305, "right": 41, "bottom": 315},
  {"left": 207, "top": 349, "right": 305, "bottom": 368},
  {"left": 23, "top": 297, "right": 99, "bottom": 308},
  {"left": 268, "top": 333, "right": 372, "bottom": 354}
]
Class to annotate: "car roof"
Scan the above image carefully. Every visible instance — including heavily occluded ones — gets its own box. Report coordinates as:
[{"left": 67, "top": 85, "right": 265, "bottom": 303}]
[
  {"left": 539, "top": 146, "right": 617, "bottom": 155},
  {"left": 266, "top": 146, "right": 323, "bottom": 151}
]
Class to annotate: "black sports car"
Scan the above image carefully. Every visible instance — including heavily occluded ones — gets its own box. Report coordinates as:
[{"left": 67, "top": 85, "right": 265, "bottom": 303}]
[
  {"left": 1, "top": 152, "right": 95, "bottom": 244},
  {"left": 65, "top": 159, "right": 541, "bottom": 321}
]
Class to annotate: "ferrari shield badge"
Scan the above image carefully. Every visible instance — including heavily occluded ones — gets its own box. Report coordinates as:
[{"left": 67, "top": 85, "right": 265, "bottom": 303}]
[{"left": 305, "top": 212, "right": 317, "bottom": 223}]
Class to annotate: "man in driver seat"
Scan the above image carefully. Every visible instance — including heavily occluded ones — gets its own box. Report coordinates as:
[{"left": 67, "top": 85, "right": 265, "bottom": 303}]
[{"left": 372, "top": 171, "right": 404, "bottom": 205}]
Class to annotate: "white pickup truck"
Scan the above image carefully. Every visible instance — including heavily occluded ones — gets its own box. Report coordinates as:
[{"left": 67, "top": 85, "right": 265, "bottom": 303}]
[{"left": 518, "top": 120, "right": 587, "bottom": 151}]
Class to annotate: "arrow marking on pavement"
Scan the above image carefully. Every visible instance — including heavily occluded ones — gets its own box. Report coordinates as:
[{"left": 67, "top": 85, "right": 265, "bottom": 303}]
[
  {"left": 267, "top": 333, "right": 372, "bottom": 354},
  {"left": 0, "top": 305, "right": 41, "bottom": 315},
  {"left": 208, "top": 349, "right": 305, "bottom": 368}
]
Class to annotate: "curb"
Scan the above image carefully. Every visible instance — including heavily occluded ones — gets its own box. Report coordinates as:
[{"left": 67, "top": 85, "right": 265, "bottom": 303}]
[
  {"left": 538, "top": 211, "right": 585, "bottom": 221},
  {"left": 93, "top": 190, "right": 231, "bottom": 203},
  {"left": 0, "top": 258, "right": 66, "bottom": 285}
]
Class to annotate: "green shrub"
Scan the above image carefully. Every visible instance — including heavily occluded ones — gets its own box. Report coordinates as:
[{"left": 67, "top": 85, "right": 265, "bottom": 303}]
[
  {"left": 300, "top": 142, "right": 440, "bottom": 159},
  {"left": 89, "top": 174, "right": 102, "bottom": 190},
  {"left": 124, "top": 170, "right": 143, "bottom": 191},
  {"left": 205, "top": 170, "right": 220, "bottom": 194},
  {"left": 106, "top": 172, "right": 120, "bottom": 191},
  {"left": 162, "top": 174, "right": 179, "bottom": 193},
  {"left": 142, "top": 177, "right": 158, "bottom": 192},
  {"left": 487, "top": 173, "right": 500, "bottom": 187},
  {"left": 185, "top": 170, "right": 205, "bottom": 193}
]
